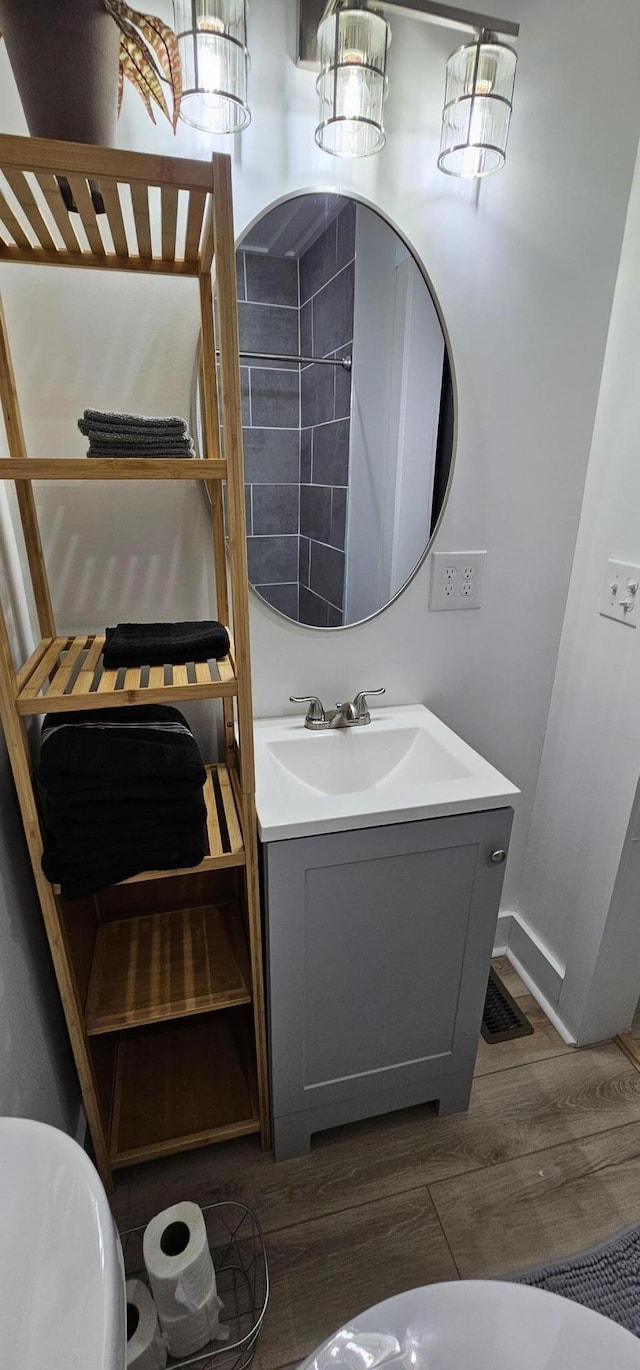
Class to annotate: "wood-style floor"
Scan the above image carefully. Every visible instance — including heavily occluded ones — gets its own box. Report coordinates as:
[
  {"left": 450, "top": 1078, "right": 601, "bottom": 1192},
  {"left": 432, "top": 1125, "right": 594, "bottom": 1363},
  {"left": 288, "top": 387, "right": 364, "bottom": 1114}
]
[{"left": 113, "top": 959, "right": 640, "bottom": 1370}]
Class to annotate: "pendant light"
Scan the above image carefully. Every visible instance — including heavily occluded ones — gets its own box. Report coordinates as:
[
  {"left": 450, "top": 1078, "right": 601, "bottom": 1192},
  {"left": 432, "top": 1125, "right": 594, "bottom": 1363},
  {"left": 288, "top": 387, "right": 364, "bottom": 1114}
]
[
  {"left": 315, "top": 2, "right": 391, "bottom": 159},
  {"left": 173, "top": 0, "right": 251, "bottom": 134},
  {"left": 438, "top": 29, "right": 516, "bottom": 178}
]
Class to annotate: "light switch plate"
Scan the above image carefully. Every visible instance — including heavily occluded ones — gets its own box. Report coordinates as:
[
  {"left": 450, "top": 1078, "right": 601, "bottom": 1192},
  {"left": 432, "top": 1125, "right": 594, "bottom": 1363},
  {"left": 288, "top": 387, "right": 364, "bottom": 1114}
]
[
  {"left": 600, "top": 559, "right": 640, "bottom": 627},
  {"left": 429, "top": 551, "right": 486, "bottom": 611}
]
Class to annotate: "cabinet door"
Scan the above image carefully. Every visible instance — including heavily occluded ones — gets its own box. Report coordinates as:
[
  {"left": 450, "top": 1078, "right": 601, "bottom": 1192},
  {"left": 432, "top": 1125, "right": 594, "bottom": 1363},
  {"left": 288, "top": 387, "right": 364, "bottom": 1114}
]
[{"left": 265, "top": 808, "right": 512, "bottom": 1117}]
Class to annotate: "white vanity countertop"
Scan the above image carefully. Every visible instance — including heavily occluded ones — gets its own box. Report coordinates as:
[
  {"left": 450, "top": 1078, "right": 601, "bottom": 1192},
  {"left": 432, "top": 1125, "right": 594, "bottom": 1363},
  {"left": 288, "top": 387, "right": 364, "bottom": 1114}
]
[{"left": 254, "top": 703, "right": 520, "bottom": 842}]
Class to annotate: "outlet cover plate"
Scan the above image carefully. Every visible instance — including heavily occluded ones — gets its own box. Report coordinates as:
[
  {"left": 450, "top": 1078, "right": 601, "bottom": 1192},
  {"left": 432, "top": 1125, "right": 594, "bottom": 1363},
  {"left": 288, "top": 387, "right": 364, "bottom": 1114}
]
[
  {"left": 600, "top": 559, "right": 640, "bottom": 627},
  {"left": 429, "top": 551, "right": 487, "bottom": 611}
]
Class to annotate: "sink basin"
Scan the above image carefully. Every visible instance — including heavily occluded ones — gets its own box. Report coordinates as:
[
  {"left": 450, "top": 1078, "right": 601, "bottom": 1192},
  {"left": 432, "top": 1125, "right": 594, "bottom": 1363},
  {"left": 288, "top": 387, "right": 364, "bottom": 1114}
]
[
  {"left": 267, "top": 725, "right": 470, "bottom": 796},
  {"left": 254, "top": 704, "right": 519, "bottom": 841},
  {"left": 0, "top": 1117, "right": 125, "bottom": 1370}
]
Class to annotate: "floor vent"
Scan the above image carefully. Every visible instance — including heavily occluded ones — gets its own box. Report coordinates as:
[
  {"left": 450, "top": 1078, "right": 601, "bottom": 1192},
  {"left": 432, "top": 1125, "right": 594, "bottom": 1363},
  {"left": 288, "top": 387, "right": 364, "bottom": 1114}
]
[{"left": 481, "top": 968, "right": 534, "bottom": 1043}]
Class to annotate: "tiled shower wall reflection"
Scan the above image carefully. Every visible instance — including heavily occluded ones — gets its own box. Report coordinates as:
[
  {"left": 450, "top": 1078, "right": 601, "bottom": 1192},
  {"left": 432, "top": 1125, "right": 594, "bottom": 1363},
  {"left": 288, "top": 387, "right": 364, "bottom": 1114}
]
[
  {"left": 237, "top": 250, "right": 301, "bottom": 620},
  {"left": 238, "top": 202, "right": 355, "bottom": 627},
  {"left": 299, "top": 202, "right": 355, "bottom": 627}
]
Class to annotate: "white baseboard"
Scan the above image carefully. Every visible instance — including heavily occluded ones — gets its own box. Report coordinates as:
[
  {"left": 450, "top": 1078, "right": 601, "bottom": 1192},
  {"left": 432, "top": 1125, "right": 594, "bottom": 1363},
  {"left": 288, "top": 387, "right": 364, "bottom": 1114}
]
[
  {"left": 493, "top": 910, "right": 513, "bottom": 956},
  {"left": 506, "top": 947, "right": 576, "bottom": 1045},
  {"left": 506, "top": 911, "right": 565, "bottom": 1006},
  {"left": 495, "top": 909, "right": 575, "bottom": 1045}
]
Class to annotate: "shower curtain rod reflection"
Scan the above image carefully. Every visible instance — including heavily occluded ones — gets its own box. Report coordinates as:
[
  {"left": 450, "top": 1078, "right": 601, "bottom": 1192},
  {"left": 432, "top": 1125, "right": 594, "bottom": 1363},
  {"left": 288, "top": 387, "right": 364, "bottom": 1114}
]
[{"left": 216, "top": 349, "right": 353, "bottom": 371}]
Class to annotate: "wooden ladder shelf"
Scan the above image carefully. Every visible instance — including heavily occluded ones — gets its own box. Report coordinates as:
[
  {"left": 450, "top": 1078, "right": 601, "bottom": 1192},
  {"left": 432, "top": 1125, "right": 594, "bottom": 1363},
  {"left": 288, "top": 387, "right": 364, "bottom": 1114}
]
[{"left": 0, "top": 135, "right": 270, "bottom": 1187}]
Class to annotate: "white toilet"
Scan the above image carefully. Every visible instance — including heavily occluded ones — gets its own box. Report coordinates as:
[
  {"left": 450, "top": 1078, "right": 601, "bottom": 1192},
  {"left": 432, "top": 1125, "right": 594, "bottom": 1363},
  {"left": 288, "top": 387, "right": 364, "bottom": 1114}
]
[
  {"left": 300, "top": 1280, "right": 640, "bottom": 1370},
  {"left": 0, "top": 1117, "right": 125, "bottom": 1370}
]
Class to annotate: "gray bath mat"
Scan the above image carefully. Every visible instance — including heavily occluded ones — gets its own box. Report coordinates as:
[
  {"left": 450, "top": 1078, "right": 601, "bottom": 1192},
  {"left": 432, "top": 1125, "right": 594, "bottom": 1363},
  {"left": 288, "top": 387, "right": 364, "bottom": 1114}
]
[{"left": 515, "top": 1223, "right": 640, "bottom": 1337}]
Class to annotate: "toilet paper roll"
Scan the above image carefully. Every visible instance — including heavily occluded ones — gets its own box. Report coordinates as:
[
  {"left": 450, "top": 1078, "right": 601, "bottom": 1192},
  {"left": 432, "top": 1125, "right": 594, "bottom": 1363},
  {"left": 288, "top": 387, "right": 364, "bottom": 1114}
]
[
  {"left": 159, "top": 1277, "right": 228, "bottom": 1360},
  {"left": 143, "top": 1201, "right": 217, "bottom": 1320},
  {"left": 126, "top": 1279, "right": 168, "bottom": 1370}
]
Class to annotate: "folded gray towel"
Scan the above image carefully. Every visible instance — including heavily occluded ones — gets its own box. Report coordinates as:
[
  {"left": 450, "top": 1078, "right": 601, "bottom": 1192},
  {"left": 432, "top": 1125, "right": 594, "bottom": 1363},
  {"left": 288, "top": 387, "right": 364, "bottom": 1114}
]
[
  {"left": 88, "top": 446, "right": 195, "bottom": 459},
  {"left": 85, "top": 432, "right": 194, "bottom": 448},
  {"left": 82, "top": 409, "right": 188, "bottom": 430},
  {"left": 82, "top": 427, "right": 192, "bottom": 443},
  {"left": 87, "top": 452, "right": 195, "bottom": 463}
]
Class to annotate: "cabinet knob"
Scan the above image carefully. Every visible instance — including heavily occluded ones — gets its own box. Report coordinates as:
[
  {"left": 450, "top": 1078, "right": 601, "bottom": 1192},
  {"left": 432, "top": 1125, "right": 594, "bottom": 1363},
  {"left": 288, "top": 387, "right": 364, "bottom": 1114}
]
[{"left": 490, "top": 849, "right": 506, "bottom": 865}]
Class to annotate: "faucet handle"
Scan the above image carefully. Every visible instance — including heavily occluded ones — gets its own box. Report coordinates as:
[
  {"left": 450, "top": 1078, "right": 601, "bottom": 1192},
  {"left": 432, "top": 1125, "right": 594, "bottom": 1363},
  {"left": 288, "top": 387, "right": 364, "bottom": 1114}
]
[
  {"left": 352, "top": 688, "right": 385, "bottom": 721},
  {"left": 289, "top": 695, "right": 326, "bottom": 726}
]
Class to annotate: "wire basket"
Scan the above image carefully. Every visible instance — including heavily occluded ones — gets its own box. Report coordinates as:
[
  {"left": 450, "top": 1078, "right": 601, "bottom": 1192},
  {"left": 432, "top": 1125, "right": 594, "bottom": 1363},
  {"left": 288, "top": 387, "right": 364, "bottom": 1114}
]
[{"left": 120, "top": 1201, "right": 269, "bottom": 1370}]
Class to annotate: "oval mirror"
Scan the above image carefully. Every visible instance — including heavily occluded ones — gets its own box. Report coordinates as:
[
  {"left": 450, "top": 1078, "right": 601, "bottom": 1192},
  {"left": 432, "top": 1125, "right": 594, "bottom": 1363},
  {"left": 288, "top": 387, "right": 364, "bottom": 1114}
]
[{"left": 194, "top": 192, "right": 455, "bottom": 628}]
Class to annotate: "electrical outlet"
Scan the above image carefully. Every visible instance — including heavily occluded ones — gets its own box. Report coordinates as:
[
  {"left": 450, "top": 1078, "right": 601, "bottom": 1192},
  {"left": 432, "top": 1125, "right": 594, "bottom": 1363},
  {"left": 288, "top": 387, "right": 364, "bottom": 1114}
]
[
  {"left": 430, "top": 552, "right": 486, "bottom": 611},
  {"left": 600, "top": 559, "right": 640, "bottom": 627}
]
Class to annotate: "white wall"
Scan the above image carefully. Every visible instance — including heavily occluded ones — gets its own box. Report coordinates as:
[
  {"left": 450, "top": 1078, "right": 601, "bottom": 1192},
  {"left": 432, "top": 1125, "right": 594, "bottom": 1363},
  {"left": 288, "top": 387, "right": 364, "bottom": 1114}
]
[
  {"left": 0, "top": 0, "right": 640, "bottom": 960},
  {"left": 515, "top": 137, "right": 640, "bottom": 1043}
]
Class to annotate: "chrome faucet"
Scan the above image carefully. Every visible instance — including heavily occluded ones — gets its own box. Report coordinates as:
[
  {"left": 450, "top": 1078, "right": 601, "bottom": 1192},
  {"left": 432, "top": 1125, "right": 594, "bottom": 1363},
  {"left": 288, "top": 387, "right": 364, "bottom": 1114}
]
[{"left": 290, "top": 689, "right": 385, "bottom": 730}]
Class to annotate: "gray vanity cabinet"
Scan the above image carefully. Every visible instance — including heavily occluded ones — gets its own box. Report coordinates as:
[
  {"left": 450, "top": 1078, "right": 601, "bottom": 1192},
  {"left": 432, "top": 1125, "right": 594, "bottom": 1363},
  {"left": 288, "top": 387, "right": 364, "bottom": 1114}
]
[{"left": 263, "top": 807, "right": 513, "bottom": 1159}]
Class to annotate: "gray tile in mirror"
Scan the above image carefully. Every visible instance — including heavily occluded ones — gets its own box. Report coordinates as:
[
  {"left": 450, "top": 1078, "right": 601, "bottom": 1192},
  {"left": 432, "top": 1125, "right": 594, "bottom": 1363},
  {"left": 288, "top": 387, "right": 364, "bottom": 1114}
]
[
  {"left": 252, "top": 484, "right": 299, "bottom": 537},
  {"left": 247, "top": 535, "right": 299, "bottom": 585},
  {"left": 244, "top": 251, "right": 298, "bottom": 307},
  {"left": 300, "top": 484, "right": 331, "bottom": 544},
  {"left": 250, "top": 369, "right": 300, "bottom": 429},
  {"left": 312, "top": 420, "right": 350, "bottom": 488},
  {"left": 310, "top": 541, "right": 345, "bottom": 612},
  {"left": 299, "top": 583, "right": 330, "bottom": 627},
  {"left": 243, "top": 428, "right": 300, "bottom": 484},
  {"left": 255, "top": 582, "right": 299, "bottom": 618}
]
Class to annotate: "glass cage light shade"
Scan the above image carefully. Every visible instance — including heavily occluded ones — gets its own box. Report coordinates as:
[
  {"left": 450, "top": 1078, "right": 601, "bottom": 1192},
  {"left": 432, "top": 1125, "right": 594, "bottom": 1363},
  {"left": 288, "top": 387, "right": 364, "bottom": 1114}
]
[
  {"left": 315, "top": 6, "right": 391, "bottom": 159},
  {"left": 173, "top": 0, "right": 251, "bottom": 134},
  {"left": 438, "top": 32, "right": 517, "bottom": 178}
]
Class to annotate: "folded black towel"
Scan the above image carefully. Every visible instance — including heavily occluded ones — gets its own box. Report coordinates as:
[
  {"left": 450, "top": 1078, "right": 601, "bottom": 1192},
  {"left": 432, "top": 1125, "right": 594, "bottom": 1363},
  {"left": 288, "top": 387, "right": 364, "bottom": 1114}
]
[
  {"left": 38, "top": 705, "right": 206, "bottom": 787},
  {"left": 45, "top": 775, "right": 205, "bottom": 805},
  {"left": 42, "top": 834, "right": 207, "bottom": 900},
  {"left": 44, "top": 792, "right": 206, "bottom": 837},
  {"left": 102, "top": 622, "right": 230, "bottom": 669},
  {"left": 48, "top": 816, "right": 206, "bottom": 862}
]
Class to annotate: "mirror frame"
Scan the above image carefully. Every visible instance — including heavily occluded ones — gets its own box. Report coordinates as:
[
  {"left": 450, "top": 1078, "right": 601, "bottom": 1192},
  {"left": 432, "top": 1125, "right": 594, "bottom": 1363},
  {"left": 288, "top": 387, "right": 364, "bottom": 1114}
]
[{"left": 191, "top": 188, "right": 458, "bottom": 631}]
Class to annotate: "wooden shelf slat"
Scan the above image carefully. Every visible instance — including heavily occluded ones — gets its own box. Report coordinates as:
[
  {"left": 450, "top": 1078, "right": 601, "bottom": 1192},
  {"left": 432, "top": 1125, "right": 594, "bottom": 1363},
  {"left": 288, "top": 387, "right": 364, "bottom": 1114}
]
[
  {"left": 99, "top": 179, "right": 129, "bottom": 257},
  {"left": 161, "top": 183, "right": 179, "bottom": 262},
  {"left": 0, "top": 188, "right": 32, "bottom": 250},
  {"left": 34, "top": 172, "right": 82, "bottom": 253},
  {"left": 184, "top": 189, "right": 207, "bottom": 264},
  {"left": 130, "top": 181, "right": 152, "bottom": 259},
  {"left": 2, "top": 168, "right": 56, "bottom": 251},
  {"left": 16, "top": 635, "right": 237, "bottom": 714},
  {"left": 66, "top": 172, "right": 106, "bottom": 257},
  {"left": 86, "top": 900, "right": 251, "bottom": 1035},
  {"left": 109, "top": 1014, "right": 260, "bottom": 1166},
  {"left": 0, "top": 458, "right": 226, "bottom": 480}
]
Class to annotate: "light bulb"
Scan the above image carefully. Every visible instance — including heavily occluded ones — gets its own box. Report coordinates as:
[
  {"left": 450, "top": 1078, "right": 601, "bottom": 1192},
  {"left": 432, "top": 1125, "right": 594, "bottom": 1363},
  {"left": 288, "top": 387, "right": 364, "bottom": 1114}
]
[
  {"left": 341, "top": 50, "right": 366, "bottom": 119},
  {"left": 464, "top": 48, "right": 498, "bottom": 96},
  {"left": 197, "top": 15, "right": 226, "bottom": 108},
  {"left": 460, "top": 102, "right": 490, "bottom": 177}
]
